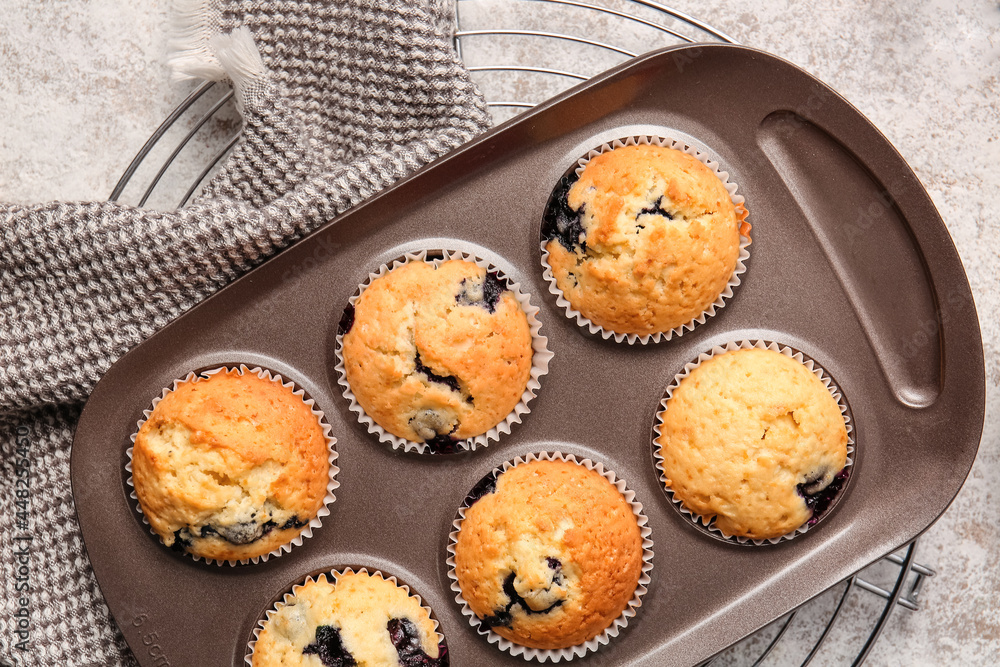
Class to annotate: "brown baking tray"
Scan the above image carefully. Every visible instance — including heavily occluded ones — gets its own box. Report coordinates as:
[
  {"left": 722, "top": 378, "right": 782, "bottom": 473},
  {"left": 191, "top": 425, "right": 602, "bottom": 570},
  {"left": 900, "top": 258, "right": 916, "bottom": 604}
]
[{"left": 72, "top": 44, "right": 985, "bottom": 666}]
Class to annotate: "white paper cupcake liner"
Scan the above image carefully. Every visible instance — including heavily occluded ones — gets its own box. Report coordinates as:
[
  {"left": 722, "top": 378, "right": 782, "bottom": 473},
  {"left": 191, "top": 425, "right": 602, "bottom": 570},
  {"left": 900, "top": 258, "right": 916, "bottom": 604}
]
[
  {"left": 652, "top": 340, "right": 855, "bottom": 546},
  {"left": 446, "top": 451, "right": 654, "bottom": 662},
  {"left": 126, "top": 364, "right": 340, "bottom": 566},
  {"left": 334, "top": 249, "right": 553, "bottom": 454},
  {"left": 244, "top": 567, "right": 447, "bottom": 666},
  {"left": 540, "top": 134, "right": 752, "bottom": 344}
]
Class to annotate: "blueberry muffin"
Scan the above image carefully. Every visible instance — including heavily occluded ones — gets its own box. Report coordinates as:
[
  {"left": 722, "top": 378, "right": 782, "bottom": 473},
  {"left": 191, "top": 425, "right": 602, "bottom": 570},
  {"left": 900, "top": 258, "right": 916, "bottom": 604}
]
[
  {"left": 542, "top": 143, "right": 742, "bottom": 336},
  {"left": 131, "top": 369, "right": 330, "bottom": 561},
  {"left": 453, "top": 459, "right": 644, "bottom": 650},
  {"left": 252, "top": 571, "right": 447, "bottom": 666},
  {"left": 656, "top": 348, "right": 849, "bottom": 540},
  {"left": 340, "top": 258, "right": 533, "bottom": 452}
]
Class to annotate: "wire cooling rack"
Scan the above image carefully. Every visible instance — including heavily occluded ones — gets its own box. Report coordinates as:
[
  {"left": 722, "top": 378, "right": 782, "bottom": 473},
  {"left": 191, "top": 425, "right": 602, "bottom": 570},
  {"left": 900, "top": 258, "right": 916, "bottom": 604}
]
[{"left": 107, "top": 1, "right": 936, "bottom": 664}]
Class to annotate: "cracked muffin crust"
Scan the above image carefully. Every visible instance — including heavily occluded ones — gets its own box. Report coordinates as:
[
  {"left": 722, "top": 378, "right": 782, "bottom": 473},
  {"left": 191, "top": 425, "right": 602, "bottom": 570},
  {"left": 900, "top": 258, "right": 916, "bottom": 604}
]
[
  {"left": 453, "top": 459, "right": 644, "bottom": 650},
  {"left": 656, "top": 348, "right": 849, "bottom": 540},
  {"left": 543, "top": 143, "right": 741, "bottom": 336},
  {"left": 131, "top": 369, "right": 330, "bottom": 561},
  {"left": 252, "top": 571, "right": 447, "bottom": 666},
  {"left": 340, "top": 258, "right": 533, "bottom": 452}
]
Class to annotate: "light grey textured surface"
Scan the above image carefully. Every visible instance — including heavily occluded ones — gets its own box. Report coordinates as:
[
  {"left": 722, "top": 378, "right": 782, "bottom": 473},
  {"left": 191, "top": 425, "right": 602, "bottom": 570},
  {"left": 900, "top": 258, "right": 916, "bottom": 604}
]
[{"left": 1, "top": 0, "right": 997, "bottom": 665}]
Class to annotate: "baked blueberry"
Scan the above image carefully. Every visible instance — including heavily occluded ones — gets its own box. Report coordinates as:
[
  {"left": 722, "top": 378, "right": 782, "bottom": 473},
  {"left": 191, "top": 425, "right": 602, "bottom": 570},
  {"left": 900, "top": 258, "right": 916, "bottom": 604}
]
[
  {"left": 303, "top": 625, "right": 355, "bottom": 667},
  {"left": 421, "top": 432, "right": 462, "bottom": 455},
  {"left": 338, "top": 303, "right": 355, "bottom": 336},
  {"left": 480, "top": 569, "right": 566, "bottom": 630},
  {"left": 541, "top": 172, "right": 587, "bottom": 253},
  {"left": 800, "top": 470, "right": 849, "bottom": 526},
  {"left": 456, "top": 272, "right": 508, "bottom": 313},
  {"left": 388, "top": 617, "right": 449, "bottom": 666},
  {"left": 413, "top": 352, "right": 462, "bottom": 393}
]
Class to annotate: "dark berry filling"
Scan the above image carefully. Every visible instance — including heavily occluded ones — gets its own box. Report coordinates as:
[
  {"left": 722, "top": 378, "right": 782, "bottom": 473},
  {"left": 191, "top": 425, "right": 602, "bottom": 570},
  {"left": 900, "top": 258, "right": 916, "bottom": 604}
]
[
  {"left": 423, "top": 432, "right": 463, "bottom": 455},
  {"left": 479, "top": 570, "right": 564, "bottom": 630},
  {"left": 407, "top": 353, "right": 471, "bottom": 453},
  {"left": 413, "top": 352, "right": 461, "bottom": 393},
  {"left": 463, "top": 469, "right": 499, "bottom": 508},
  {"left": 407, "top": 409, "right": 465, "bottom": 453},
  {"left": 387, "top": 617, "right": 449, "bottom": 666},
  {"left": 338, "top": 303, "right": 356, "bottom": 336},
  {"left": 172, "top": 514, "right": 305, "bottom": 550},
  {"left": 303, "top": 625, "right": 356, "bottom": 667},
  {"left": 207, "top": 521, "right": 269, "bottom": 545},
  {"left": 170, "top": 529, "right": 192, "bottom": 553},
  {"left": 797, "top": 469, "right": 850, "bottom": 527},
  {"left": 456, "top": 272, "right": 509, "bottom": 313},
  {"left": 479, "top": 608, "right": 512, "bottom": 630},
  {"left": 541, "top": 172, "right": 587, "bottom": 252},
  {"left": 281, "top": 516, "right": 307, "bottom": 530},
  {"left": 636, "top": 195, "right": 673, "bottom": 220}
]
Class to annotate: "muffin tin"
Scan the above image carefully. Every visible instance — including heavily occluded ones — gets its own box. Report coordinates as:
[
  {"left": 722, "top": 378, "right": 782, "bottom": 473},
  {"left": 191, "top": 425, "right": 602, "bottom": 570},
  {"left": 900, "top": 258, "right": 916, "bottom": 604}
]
[{"left": 71, "top": 44, "right": 985, "bottom": 667}]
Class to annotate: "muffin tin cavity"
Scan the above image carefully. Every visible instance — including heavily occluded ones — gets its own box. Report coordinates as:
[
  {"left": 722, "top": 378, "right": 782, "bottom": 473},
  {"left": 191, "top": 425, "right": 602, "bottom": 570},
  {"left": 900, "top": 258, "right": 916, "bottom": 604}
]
[
  {"left": 334, "top": 249, "right": 551, "bottom": 455},
  {"left": 126, "top": 365, "right": 339, "bottom": 566},
  {"left": 447, "top": 451, "right": 653, "bottom": 661},
  {"left": 652, "top": 340, "right": 855, "bottom": 546},
  {"left": 247, "top": 568, "right": 448, "bottom": 667},
  {"left": 539, "top": 135, "right": 750, "bottom": 345}
]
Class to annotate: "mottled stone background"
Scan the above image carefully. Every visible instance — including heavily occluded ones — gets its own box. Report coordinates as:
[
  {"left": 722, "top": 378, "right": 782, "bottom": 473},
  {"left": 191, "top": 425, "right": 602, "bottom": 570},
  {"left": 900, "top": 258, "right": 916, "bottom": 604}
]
[{"left": 1, "top": 0, "right": 997, "bottom": 664}]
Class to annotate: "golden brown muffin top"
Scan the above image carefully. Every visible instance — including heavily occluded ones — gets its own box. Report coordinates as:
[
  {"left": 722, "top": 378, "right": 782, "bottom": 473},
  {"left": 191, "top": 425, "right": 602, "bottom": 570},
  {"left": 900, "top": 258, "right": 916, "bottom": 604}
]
[
  {"left": 131, "top": 369, "right": 329, "bottom": 561},
  {"left": 252, "top": 571, "right": 445, "bottom": 666},
  {"left": 454, "top": 459, "right": 643, "bottom": 650},
  {"left": 657, "top": 348, "right": 849, "bottom": 540},
  {"left": 341, "top": 259, "right": 533, "bottom": 449},
  {"left": 544, "top": 143, "right": 742, "bottom": 335}
]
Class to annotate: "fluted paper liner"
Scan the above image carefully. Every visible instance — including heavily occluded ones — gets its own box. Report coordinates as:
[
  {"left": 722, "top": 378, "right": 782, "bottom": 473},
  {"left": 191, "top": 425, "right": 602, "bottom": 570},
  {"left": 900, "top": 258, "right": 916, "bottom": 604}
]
[
  {"left": 126, "top": 365, "right": 340, "bottom": 566},
  {"left": 540, "top": 134, "right": 751, "bottom": 344},
  {"left": 446, "top": 451, "right": 654, "bottom": 662},
  {"left": 652, "top": 340, "right": 855, "bottom": 546},
  {"left": 244, "top": 567, "right": 447, "bottom": 666},
  {"left": 335, "top": 249, "right": 552, "bottom": 454}
]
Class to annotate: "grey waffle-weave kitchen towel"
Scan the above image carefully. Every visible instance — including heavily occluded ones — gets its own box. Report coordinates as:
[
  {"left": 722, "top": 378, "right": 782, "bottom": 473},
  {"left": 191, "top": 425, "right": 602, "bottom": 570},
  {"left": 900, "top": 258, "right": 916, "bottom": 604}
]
[{"left": 0, "top": 1, "right": 490, "bottom": 663}]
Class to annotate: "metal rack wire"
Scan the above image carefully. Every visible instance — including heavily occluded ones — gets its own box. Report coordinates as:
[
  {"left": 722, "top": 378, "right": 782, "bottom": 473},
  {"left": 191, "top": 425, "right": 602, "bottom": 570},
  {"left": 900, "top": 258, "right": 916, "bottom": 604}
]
[
  {"left": 705, "top": 543, "right": 933, "bottom": 666},
  {"left": 107, "top": 1, "right": 935, "bottom": 664}
]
